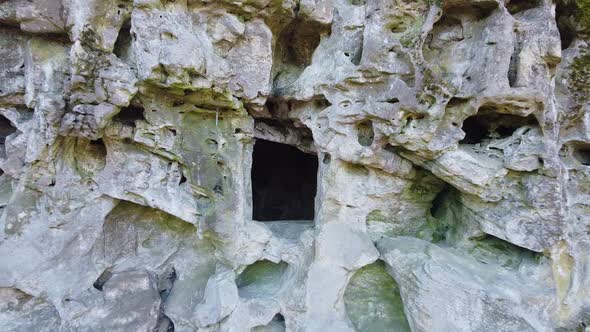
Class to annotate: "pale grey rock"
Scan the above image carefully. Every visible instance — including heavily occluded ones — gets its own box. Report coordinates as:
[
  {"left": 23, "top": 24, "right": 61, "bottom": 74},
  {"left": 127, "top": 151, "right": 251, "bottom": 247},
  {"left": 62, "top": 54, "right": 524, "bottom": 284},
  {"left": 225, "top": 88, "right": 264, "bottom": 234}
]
[
  {"left": 0, "top": 28, "right": 26, "bottom": 106},
  {"left": 0, "top": 0, "right": 589, "bottom": 330},
  {"left": 0, "top": 288, "right": 61, "bottom": 332},
  {"left": 16, "top": 0, "right": 67, "bottom": 34},
  {"left": 193, "top": 268, "right": 239, "bottom": 327},
  {"left": 378, "top": 236, "right": 556, "bottom": 332}
]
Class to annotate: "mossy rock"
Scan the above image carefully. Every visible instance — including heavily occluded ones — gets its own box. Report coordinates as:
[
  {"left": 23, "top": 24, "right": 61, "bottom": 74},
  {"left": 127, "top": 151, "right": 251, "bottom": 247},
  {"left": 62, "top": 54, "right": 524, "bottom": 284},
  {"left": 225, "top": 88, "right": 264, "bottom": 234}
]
[{"left": 344, "top": 261, "right": 411, "bottom": 332}]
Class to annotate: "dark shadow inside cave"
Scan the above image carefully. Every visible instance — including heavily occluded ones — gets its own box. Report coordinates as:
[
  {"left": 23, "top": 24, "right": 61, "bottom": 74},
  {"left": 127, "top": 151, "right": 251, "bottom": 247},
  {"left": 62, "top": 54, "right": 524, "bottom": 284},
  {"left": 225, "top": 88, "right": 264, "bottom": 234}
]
[
  {"left": 113, "top": 105, "right": 145, "bottom": 128},
  {"left": 271, "top": 19, "right": 328, "bottom": 95},
  {"left": 573, "top": 144, "right": 590, "bottom": 166},
  {"left": 460, "top": 108, "right": 538, "bottom": 144},
  {"left": 252, "top": 139, "right": 318, "bottom": 221},
  {"left": 0, "top": 115, "right": 16, "bottom": 160},
  {"left": 555, "top": 0, "right": 578, "bottom": 50}
]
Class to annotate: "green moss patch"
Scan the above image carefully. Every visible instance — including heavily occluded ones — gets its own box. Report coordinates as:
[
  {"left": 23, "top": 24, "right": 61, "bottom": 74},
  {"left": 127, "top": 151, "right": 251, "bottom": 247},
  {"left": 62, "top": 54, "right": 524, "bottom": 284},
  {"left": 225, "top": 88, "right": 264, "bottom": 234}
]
[{"left": 344, "top": 261, "right": 410, "bottom": 332}]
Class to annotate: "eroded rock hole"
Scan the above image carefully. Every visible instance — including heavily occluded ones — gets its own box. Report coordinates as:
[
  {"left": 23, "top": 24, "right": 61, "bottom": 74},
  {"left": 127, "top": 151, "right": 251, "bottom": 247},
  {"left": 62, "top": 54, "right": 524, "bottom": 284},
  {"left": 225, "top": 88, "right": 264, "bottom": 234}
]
[
  {"left": 114, "top": 105, "right": 145, "bottom": 127},
  {"left": 468, "top": 233, "right": 542, "bottom": 268},
  {"left": 344, "top": 260, "right": 410, "bottom": 332},
  {"left": 430, "top": 185, "right": 450, "bottom": 218},
  {"left": 89, "top": 138, "right": 107, "bottom": 152},
  {"left": 252, "top": 140, "right": 317, "bottom": 221},
  {"left": 93, "top": 267, "right": 113, "bottom": 291},
  {"left": 272, "top": 19, "right": 327, "bottom": 93},
  {"left": 425, "top": 15, "right": 464, "bottom": 51},
  {"left": 252, "top": 313, "right": 286, "bottom": 332},
  {"left": 428, "top": 184, "right": 453, "bottom": 243},
  {"left": 236, "top": 260, "right": 288, "bottom": 298},
  {"left": 343, "top": 27, "right": 364, "bottom": 66},
  {"left": 155, "top": 315, "right": 175, "bottom": 332},
  {"left": 114, "top": 20, "right": 133, "bottom": 61},
  {"left": 280, "top": 20, "right": 320, "bottom": 67},
  {"left": 508, "top": 33, "right": 523, "bottom": 87},
  {"left": 357, "top": 120, "right": 374, "bottom": 147},
  {"left": 313, "top": 95, "right": 332, "bottom": 110},
  {"left": 506, "top": 0, "right": 539, "bottom": 15},
  {"left": 0, "top": 115, "right": 16, "bottom": 159},
  {"left": 573, "top": 144, "right": 590, "bottom": 166},
  {"left": 555, "top": 0, "right": 579, "bottom": 49},
  {"left": 460, "top": 110, "right": 538, "bottom": 144}
]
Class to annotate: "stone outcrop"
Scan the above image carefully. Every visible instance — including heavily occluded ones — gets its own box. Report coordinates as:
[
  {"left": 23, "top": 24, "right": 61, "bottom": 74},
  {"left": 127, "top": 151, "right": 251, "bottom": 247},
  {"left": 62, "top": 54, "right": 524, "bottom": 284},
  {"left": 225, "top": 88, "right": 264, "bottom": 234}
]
[{"left": 0, "top": 0, "right": 589, "bottom": 330}]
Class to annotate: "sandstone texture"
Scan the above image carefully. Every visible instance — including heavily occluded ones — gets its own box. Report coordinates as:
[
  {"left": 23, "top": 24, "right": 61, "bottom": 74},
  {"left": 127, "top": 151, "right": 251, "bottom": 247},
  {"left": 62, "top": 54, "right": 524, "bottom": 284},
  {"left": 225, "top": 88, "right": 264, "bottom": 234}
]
[{"left": 0, "top": 0, "right": 589, "bottom": 331}]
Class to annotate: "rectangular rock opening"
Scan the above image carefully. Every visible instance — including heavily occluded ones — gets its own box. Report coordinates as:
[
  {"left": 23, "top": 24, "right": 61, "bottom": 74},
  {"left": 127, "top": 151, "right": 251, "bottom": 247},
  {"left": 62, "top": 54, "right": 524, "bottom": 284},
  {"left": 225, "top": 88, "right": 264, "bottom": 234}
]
[{"left": 252, "top": 139, "right": 318, "bottom": 221}]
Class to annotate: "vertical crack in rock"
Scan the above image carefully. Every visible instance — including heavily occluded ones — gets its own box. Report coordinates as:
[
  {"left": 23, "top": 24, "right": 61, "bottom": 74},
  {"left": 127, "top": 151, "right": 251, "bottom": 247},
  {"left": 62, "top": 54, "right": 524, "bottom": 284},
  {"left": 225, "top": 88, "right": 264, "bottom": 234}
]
[
  {"left": 508, "top": 28, "right": 522, "bottom": 87},
  {"left": 155, "top": 266, "right": 177, "bottom": 332},
  {"left": 113, "top": 19, "right": 133, "bottom": 63}
]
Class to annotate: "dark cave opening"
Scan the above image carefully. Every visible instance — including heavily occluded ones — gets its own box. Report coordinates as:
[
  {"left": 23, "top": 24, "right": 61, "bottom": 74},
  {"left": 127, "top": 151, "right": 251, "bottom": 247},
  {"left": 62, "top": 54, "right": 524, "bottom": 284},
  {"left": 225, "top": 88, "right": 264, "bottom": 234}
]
[
  {"left": 113, "top": 20, "right": 133, "bottom": 61},
  {"left": 113, "top": 105, "right": 145, "bottom": 127},
  {"left": 506, "top": 0, "right": 539, "bottom": 15},
  {"left": 89, "top": 138, "right": 107, "bottom": 158},
  {"left": 279, "top": 19, "right": 321, "bottom": 68},
  {"left": 357, "top": 120, "right": 375, "bottom": 147},
  {"left": 460, "top": 110, "right": 538, "bottom": 144},
  {"left": 252, "top": 139, "right": 318, "bottom": 221},
  {"left": 555, "top": 0, "right": 578, "bottom": 49},
  {"left": 573, "top": 144, "right": 590, "bottom": 166},
  {"left": 0, "top": 115, "right": 16, "bottom": 159}
]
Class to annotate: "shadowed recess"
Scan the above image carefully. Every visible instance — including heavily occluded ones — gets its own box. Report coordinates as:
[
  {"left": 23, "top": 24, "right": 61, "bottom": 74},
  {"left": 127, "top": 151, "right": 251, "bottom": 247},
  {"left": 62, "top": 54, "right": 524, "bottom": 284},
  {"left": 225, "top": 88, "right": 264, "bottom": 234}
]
[
  {"left": 573, "top": 143, "right": 590, "bottom": 166},
  {"left": 0, "top": 115, "right": 16, "bottom": 159},
  {"left": 113, "top": 105, "right": 145, "bottom": 127},
  {"left": 236, "top": 260, "right": 288, "bottom": 299},
  {"left": 114, "top": 20, "right": 133, "bottom": 62},
  {"left": 555, "top": 0, "right": 580, "bottom": 49},
  {"left": 252, "top": 139, "right": 318, "bottom": 221},
  {"left": 357, "top": 120, "right": 375, "bottom": 147},
  {"left": 506, "top": 0, "right": 540, "bottom": 14},
  {"left": 252, "top": 313, "right": 286, "bottom": 332},
  {"left": 344, "top": 260, "right": 410, "bottom": 332},
  {"left": 460, "top": 110, "right": 538, "bottom": 144},
  {"left": 271, "top": 19, "right": 328, "bottom": 94}
]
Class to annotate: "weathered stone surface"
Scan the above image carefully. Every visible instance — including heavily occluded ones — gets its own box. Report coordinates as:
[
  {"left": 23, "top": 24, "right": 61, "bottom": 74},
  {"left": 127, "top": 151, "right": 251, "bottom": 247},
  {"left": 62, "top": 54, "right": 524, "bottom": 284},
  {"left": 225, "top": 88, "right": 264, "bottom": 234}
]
[{"left": 0, "top": 0, "right": 589, "bottom": 330}]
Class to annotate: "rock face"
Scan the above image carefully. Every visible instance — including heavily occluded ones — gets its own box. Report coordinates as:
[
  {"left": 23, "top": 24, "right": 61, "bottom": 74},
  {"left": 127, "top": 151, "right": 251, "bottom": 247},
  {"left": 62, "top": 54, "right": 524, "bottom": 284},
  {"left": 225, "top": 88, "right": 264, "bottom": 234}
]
[{"left": 0, "top": 0, "right": 589, "bottom": 331}]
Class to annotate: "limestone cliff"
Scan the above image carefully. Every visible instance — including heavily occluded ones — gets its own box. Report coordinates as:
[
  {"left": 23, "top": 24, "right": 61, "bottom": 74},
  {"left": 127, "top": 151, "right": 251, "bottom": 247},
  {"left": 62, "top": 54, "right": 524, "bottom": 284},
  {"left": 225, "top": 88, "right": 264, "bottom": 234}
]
[{"left": 0, "top": 0, "right": 589, "bottom": 331}]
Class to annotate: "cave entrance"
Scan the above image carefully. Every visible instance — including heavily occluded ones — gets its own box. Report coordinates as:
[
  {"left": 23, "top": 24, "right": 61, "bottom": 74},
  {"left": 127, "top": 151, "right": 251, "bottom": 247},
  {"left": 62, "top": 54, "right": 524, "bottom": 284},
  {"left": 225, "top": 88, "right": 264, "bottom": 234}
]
[{"left": 252, "top": 139, "right": 318, "bottom": 221}]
